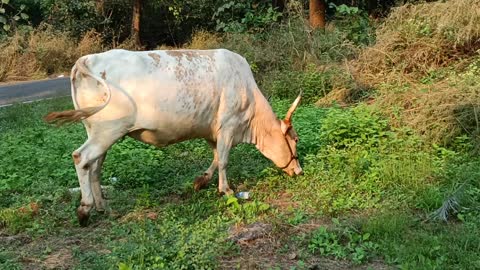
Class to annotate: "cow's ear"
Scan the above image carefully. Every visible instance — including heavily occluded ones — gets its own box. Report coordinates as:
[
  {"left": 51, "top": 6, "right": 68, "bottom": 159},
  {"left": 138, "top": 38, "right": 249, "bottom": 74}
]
[{"left": 280, "top": 120, "right": 291, "bottom": 135}]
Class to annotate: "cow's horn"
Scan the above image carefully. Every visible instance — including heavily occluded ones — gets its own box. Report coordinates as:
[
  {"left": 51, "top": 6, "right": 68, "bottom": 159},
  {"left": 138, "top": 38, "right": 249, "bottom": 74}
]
[{"left": 285, "top": 91, "right": 302, "bottom": 122}]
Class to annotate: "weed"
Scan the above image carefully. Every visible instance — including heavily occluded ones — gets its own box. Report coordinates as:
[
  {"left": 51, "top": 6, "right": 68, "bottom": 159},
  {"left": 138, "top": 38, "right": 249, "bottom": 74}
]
[{"left": 308, "top": 219, "right": 379, "bottom": 264}]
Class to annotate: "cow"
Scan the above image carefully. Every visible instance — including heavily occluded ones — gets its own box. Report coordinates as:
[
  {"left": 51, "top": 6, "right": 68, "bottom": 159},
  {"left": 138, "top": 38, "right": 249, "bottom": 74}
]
[{"left": 44, "top": 48, "right": 303, "bottom": 226}]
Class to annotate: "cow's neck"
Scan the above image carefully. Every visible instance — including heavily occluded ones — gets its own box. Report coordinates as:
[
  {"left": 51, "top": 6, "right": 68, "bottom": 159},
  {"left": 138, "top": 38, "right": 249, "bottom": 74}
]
[{"left": 248, "top": 92, "right": 281, "bottom": 152}]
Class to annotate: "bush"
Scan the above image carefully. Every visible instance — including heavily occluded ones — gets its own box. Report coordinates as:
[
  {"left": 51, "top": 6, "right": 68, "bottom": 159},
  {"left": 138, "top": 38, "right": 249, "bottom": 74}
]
[
  {"left": 319, "top": 104, "right": 392, "bottom": 149},
  {"left": 219, "top": 16, "right": 359, "bottom": 92},
  {"left": 308, "top": 221, "right": 379, "bottom": 264},
  {"left": 184, "top": 30, "right": 222, "bottom": 50},
  {"left": 0, "top": 26, "right": 104, "bottom": 82},
  {"left": 213, "top": 0, "right": 282, "bottom": 33},
  {"left": 263, "top": 64, "right": 355, "bottom": 104}
]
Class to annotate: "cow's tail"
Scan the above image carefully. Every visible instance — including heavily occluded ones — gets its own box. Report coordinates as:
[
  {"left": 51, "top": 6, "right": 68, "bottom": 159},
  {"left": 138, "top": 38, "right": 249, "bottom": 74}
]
[{"left": 44, "top": 57, "right": 112, "bottom": 126}]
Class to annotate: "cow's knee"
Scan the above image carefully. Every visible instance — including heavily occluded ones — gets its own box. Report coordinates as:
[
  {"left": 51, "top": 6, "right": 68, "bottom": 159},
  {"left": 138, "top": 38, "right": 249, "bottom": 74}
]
[
  {"left": 194, "top": 173, "right": 211, "bottom": 191},
  {"left": 72, "top": 151, "right": 81, "bottom": 165}
]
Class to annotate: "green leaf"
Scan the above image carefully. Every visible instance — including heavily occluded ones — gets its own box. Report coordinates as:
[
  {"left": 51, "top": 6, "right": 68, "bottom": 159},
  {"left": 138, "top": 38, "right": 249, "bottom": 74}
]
[
  {"left": 20, "top": 13, "right": 29, "bottom": 20},
  {"left": 13, "top": 15, "right": 19, "bottom": 21},
  {"left": 3, "top": 24, "right": 10, "bottom": 31},
  {"left": 0, "top": 15, "right": 5, "bottom": 24},
  {"left": 0, "top": 8, "right": 4, "bottom": 14},
  {"left": 20, "top": 4, "right": 25, "bottom": 10},
  {"left": 1, "top": 0, "right": 9, "bottom": 4},
  {"left": 226, "top": 197, "right": 238, "bottom": 205}
]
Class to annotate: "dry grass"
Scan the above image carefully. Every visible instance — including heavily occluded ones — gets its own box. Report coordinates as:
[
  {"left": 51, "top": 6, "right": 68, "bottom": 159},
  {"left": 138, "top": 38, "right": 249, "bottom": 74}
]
[
  {"left": 185, "top": 30, "right": 222, "bottom": 49},
  {"left": 353, "top": 0, "right": 480, "bottom": 84},
  {"left": 374, "top": 77, "right": 480, "bottom": 145},
  {"left": 318, "top": 0, "right": 480, "bottom": 145},
  {"left": 0, "top": 26, "right": 104, "bottom": 82}
]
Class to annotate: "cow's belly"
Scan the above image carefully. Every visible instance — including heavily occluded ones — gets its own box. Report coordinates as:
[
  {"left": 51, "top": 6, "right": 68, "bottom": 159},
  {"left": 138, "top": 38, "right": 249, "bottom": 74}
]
[
  {"left": 130, "top": 101, "right": 217, "bottom": 147},
  {"left": 128, "top": 119, "right": 214, "bottom": 147}
]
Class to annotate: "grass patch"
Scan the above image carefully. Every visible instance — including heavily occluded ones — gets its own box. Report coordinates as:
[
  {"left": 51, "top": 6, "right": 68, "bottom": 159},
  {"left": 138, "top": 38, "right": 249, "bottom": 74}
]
[{"left": 1, "top": 95, "right": 479, "bottom": 269}]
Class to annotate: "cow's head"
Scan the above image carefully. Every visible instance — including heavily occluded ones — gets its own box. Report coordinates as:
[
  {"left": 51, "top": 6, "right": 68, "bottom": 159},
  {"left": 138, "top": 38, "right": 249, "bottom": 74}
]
[{"left": 259, "top": 93, "right": 303, "bottom": 176}]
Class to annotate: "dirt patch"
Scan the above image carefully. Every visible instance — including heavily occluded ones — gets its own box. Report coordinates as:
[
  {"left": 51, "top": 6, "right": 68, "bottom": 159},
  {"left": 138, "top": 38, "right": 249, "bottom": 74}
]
[
  {"left": 228, "top": 222, "right": 272, "bottom": 244},
  {"left": 265, "top": 192, "right": 299, "bottom": 211},
  {"left": 43, "top": 248, "right": 73, "bottom": 270},
  {"left": 0, "top": 233, "right": 31, "bottom": 246},
  {"left": 220, "top": 219, "right": 392, "bottom": 269}
]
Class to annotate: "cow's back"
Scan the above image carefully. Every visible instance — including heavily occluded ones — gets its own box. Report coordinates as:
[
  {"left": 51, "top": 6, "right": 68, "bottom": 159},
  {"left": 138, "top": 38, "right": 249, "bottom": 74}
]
[{"left": 73, "top": 48, "right": 258, "bottom": 145}]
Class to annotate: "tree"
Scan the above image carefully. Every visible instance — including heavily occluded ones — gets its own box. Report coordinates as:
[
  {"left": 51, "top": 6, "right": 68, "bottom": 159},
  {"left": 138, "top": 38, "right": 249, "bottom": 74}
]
[
  {"left": 132, "top": 0, "right": 142, "bottom": 47},
  {"left": 309, "top": 0, "right": 326, "bottom": 29}
]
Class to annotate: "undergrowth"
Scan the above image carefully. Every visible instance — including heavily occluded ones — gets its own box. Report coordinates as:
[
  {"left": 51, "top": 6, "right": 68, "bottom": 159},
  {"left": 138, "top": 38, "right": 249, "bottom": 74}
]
[{"left": 0, "top": 94, "right": 479, "bottom": 269}]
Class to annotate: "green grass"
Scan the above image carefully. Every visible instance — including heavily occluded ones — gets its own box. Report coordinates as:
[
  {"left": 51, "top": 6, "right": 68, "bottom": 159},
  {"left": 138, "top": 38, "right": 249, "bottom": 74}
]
[{"left": 0, "top": 97, "right": 479, "bottom": 269}]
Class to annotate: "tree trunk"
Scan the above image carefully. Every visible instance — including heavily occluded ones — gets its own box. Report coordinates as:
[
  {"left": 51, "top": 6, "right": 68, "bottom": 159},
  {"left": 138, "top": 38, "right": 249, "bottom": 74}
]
[
  {"left": 272, "top": 0, "right": 285, "bottom": 12},
  {"left": 95, "top": 0, "right": 104, "bottom": 16},
  {"left": 132, "top": 0, "right": 142, "bottom": 47},
  {"left": 309, "top": 0, "right": 326, "bottom": 29}
]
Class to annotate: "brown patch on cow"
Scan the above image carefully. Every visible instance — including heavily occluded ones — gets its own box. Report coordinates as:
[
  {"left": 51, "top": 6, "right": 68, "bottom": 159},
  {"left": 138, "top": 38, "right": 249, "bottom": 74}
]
[
  {"left": 193, "top": 174, "right": 210, "bottom": 191},
  {"left": 148, "top": 52, "right": 161, "bottom": 67},
  {"left": 72, "top": 152, "right": 81, "bottom": 165},
  {"left": 166, "top": 50, "right": 214, "bottom": 62}
]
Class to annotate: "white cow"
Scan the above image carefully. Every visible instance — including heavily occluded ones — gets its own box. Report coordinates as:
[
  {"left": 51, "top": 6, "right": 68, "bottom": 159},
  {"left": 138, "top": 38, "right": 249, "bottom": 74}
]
[{"left": 45, "top": 48, "right": 303, "bottom": 226}]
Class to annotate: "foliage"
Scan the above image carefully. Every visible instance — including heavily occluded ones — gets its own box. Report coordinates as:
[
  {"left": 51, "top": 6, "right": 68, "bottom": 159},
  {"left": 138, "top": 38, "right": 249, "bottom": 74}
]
[
  {"left": 39, "top": 0, "right": 101, "bottom": 38},
  {"left": 0, "top": 0, "right": 30, "bottom": 34},
  {"left": 329, "top": 3, "right": 375, "bottom": 46},
  {"left": 265, "top": 64, "right": 354, "bottom": 104},
  {"left": 223, "top": 195, "right": 270, "bottom": 223},
  {"left": 319, "top": 104, "right": 392, "bottom": 148},
  {"left": 213, "top": 0, "right": 282, "bottom": 33},
  {"left": 0, "top": 96, "right": 480, "bottom": 269},
  {"left": 308, "top": 219, "right": 379, "bottom": 264},
  {"left": 0, "top": 26, "right": 103, "bottom": 81}
]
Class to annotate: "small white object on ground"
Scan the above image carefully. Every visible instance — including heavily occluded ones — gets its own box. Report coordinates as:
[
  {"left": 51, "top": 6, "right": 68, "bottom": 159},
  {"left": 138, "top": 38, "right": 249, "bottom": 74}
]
[{"left": 236, "top": 191, "right": 250, "bottom": 199}]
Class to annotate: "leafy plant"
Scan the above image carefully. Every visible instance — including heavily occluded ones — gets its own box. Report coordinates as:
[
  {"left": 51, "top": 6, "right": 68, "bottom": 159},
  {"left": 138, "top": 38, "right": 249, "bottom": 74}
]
[
  {"left": 213, "top": 0, "right": 282, "bottom": 33},
  {"left": 319, "top": 104, "right": 392, "bottom": 148},
  {"left": 0, "top": 0, "right": 30, "bottom": 34},
  {"left": 329, "top": 3, "right": 375, "bottom": 46},
  {"left": 224, "top": 195, "right": 270, "bottom": 223},
  {"left": 308, "top": 219, "right": 378, "bottom": 264}
]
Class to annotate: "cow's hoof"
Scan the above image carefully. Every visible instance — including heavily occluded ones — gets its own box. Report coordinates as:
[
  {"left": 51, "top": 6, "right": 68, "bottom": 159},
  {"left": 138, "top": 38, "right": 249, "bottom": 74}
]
[
  {"left": 193, "top": 174, "right": 210, "bottom": 191},
  {"left": 218, "top": 188, "right": 234, "bottom": 196},
  {"left": 77, "top": 207, "right": 90, "bottom": 227}
]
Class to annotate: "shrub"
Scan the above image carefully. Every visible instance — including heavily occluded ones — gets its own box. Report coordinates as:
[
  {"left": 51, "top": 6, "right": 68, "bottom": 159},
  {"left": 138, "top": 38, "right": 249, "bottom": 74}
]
[
  {"left": 308, "top": 220, "right": 379, "bottom": 264},
  {"left": 319, "top": 104, "right": 392, "bottom": 149},
  {"left": 185, "top": 30, "right": 222, "bottom": 50},
  {"left": 212, "top": 0, "right": 282, "bottom": 33},
  {"left": 263, "top": 64, "right": 355, "bottom": 104},
  {"left": 0, "top": 26, "right": 104, "bottom": 82}
]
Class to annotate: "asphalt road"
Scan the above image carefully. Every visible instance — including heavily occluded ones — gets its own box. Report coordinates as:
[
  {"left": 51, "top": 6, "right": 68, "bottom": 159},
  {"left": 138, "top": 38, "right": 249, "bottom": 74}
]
[{"left": 0, "top": 77, "right": 71, "bottom": 107}]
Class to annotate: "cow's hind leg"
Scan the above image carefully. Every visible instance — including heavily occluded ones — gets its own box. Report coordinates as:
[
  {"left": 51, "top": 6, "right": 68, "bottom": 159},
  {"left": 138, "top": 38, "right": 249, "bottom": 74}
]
[
  {"left": 73, "top": 126, "right": 125, "bottom": 226},
  {"left": 194, "top": 141, "right": 218, "bottom": 191},
  {"left": 90, "top": 153, "right": 107, "bottom": 212}
]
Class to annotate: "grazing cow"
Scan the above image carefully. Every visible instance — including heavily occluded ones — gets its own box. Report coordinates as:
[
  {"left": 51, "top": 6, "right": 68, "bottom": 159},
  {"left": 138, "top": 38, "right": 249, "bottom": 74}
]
[{"left": 44, "top": 48, "right": 303, "bottom": 226}]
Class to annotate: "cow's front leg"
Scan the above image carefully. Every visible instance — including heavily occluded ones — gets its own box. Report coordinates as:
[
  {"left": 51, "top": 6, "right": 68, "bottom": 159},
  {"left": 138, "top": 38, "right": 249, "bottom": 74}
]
[
  {"left": 194, "top": 141, "right": 218, "bottom": 191},
  {"left": 216, "top": 136, "right": 233, "bottom": 195}
]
